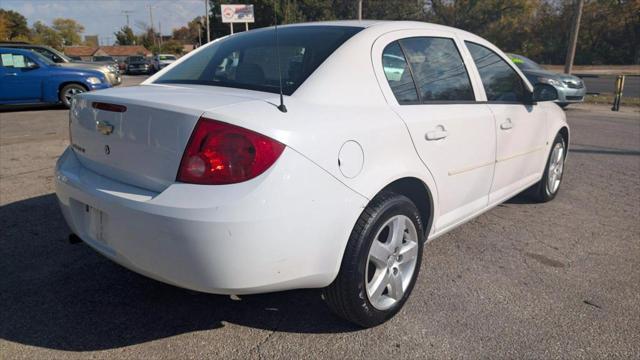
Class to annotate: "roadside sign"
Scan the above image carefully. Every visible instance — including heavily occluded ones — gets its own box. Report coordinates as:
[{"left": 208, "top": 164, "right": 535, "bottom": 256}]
[{"left": 221, "top": 4, "right": 255, "bottom": 23}]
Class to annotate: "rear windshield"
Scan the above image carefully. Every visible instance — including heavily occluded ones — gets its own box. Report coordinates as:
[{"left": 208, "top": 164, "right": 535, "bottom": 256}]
[
  {"left": 128, "top": 56, "right": 145, "bottom": 62},
  {"left": 159, "top": 55, "right": 176, "bottom": 60},
  {"left": 94, "top": 56, "right": 114, "bottom": 61},
  {"left": 154, "top": 26, "right": 362, "bottom": 95}
]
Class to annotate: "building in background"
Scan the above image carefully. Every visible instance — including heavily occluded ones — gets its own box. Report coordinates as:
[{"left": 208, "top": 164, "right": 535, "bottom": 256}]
[
  {"left": 63, "top": 45, "right": 151, "bottom": 62},
  {"left": 84, "top": 35, "right": 99, "bottom": 47}
]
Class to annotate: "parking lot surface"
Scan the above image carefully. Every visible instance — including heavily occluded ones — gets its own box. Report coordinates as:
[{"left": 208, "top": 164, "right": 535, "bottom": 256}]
[{"left": 1, "top": 79, "right": 639, "bottom": 358}]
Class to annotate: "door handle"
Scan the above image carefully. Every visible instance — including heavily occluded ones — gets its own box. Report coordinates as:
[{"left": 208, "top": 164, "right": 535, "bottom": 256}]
[
  {"left": 500, "top": 118, "right": 513, "bottom": 130},
  {"left": 425, "top": 125, "right": 448, "bottom": 141},
  {"left": 4, "top": 73, "right": 18, "bottom": 76}
]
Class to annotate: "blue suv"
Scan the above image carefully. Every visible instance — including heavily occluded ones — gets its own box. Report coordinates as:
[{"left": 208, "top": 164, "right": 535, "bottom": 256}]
[{"left": 0, "top": 47, "right": 111, "bottom": 108}]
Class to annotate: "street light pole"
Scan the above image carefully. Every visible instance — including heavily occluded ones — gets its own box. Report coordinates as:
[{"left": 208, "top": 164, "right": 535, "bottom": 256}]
[
  {"left": 358, "top": 0, "right": 363, "bottom": 20},
  {"left": 204, "top": 0, "right": 211, "bottom": 43},
  {"left": 564, "top": 0, "right": 584, "bottom": 74},
  {"left": 122, "top": 10, "right": 134, "bottom": 28}
]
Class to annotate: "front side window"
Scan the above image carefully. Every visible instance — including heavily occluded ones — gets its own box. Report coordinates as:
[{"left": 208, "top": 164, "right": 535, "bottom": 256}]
[
  {"left": 0, "top": 53, "right": 38, "bottom": 68},
  {"left": 466, "top": 42, "right": 525, "bottom": 102},
  {"left": 155, "top": 26, "right": 362, "bottom": 95},
  {"left": 399, "top": 37, "right": 475, "bottom": 102}
]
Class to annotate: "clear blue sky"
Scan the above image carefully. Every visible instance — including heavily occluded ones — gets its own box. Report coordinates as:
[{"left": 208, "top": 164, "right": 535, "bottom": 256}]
[{"left": 2, "top": 0, "right": 207, "bottom": 45}]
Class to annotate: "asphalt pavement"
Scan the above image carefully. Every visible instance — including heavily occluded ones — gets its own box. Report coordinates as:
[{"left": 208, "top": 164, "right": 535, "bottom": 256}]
[{"left": 0, "top": 80, "right": 639, "bottom": 358}]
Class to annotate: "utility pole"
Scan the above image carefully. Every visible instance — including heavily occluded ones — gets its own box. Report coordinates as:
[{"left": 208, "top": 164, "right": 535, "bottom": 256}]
[
  {"left": 564, "top": 0, "right": 584, "bottom": 74},
  {"left": 147, "top": 4, "right": 157, "bottom": 49},
  {"left": 204, "top": 0, "right": 210, "bottom": 43},
  {"left": 159, "top": 22, "right": 163, "bottom": 48},
  {"left": 358, "top": 0, "right": 363, "bottom": 20},
  {"left": 197, "top": 21, "right": 202, "bottom": 47},
  {"left": 122, "top": 10, "right": 134, "bottom": 28}
]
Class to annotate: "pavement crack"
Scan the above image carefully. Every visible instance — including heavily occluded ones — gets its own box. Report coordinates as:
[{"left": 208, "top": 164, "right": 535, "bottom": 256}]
[{"left": 245, "top": 310, "right": 286, "bottom": 359}]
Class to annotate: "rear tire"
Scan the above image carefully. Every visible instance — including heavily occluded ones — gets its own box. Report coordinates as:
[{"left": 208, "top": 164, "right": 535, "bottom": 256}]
[
  {"left": 59, "top": 83, "right": 87, "bottom": 108},
  {"left": 528, "top": 133, "right": 566, "bottom": 202},
  {"left": 322, "top": 191, "right": 424, "bottom": 328}
]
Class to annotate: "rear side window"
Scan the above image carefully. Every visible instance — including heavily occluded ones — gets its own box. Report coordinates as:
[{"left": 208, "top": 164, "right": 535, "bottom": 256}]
[
  {"left": 382, "top": 37, "right": 474, "bottom": 103},
  {"left": 382, "top": 42, "right": 419, "bottom": 103},
  {"left": 466, "top": 42, "right": 525, "bottom": 103},
  {"left": 155, "top": 26, "right": 362, "bottom": 95}
]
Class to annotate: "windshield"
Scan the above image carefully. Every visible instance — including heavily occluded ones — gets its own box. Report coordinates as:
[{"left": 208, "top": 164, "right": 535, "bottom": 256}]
[
  {"left": 94, "top": 56, "right": 114, "bottom": 61},
  {"left": 508, "top": 54, "right": 543, "bottom": 71},
  {"left": 155, "top": 26, "right": 362, "bottom": 95},
  {"left": 159, "top": 55, "right": 176, "bottom": 61},
  {"left": 128, "top": 56, "right": 145, "bottom": 62},
  {"left": 30, "top": 46, "right": 71, "bottom": 62}
]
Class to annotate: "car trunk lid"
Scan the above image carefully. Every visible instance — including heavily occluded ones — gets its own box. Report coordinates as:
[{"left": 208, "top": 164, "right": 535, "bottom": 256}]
[{"left": 69, "top": 84, "right": 270, "bottom": 192}]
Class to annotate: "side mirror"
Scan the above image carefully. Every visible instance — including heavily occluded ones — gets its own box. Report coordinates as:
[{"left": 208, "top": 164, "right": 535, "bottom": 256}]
[{"left": 532, "top": 83, "right": 559, "bottom": 102}]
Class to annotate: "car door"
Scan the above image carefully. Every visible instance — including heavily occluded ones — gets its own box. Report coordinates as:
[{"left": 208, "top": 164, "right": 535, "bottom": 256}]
[
  {"left": 373, "top": 30, "right": 497, "bottom": 231},
  {"left": 0, "top": 52, "right": 43, "bottom": 102},
  {"left": 464, "top": 42, "right": 549, "bottom": 203}
]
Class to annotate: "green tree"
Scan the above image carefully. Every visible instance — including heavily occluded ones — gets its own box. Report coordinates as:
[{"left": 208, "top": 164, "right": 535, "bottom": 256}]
[
  {"left": 172, "top": 17, "right": 204, "bottom": 45},
  {"left": 0, "top": 12, "right": 8, "bottom": 40},
  {"left": 52, "top": 18, "right": 84, "bottom": 45},
  {"left": 31, "top": 21, "right": 64, "bottom": 50},
  {"left": 115, "top": 25, "right": 137, "bottom": 45},
  {"left": 160, "top": 39, "right": 185, "bottom": 55},
  {"left": 0, "top": 9, "right": 30, "bottom": 40}
]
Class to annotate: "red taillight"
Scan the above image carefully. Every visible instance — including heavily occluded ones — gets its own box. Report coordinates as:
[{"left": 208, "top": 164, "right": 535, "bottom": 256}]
[{"left": 177, "top": 117, "right": 285, "bottom": 185}]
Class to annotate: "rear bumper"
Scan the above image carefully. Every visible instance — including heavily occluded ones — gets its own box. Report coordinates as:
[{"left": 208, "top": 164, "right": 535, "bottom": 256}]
[
  {"left": 55, "top": 147, "right": 367, "bottom": 294},
  {"left": 556, "top": 86, "right": 587, "bottom": 104},
  {"left": 126, "top": 67, "right": 150, "bottom": 74}
]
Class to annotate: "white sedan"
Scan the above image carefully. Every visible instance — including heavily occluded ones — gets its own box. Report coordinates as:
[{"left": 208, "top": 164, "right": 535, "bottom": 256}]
[{"left": 56, "top": 21, "right": 568, "bottom": 328}]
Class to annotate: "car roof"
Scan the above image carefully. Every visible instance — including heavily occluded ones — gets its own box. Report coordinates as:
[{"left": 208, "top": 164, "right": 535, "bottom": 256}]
[
  {"left": 0, "top": 47, "right": 35, "bottom": 54},
  {"left": 280, "top": 20, "right": 486, "bottom": 41},
  {"left": 0, "top": 43, "right": 52, "bottom": 49}
]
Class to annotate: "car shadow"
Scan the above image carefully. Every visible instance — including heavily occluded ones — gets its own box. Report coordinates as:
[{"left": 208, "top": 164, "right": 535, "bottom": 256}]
[
  {"left": 0, "top": 194, "right": 357, "bottom": 352},
  {"left": 0, "top": 104, "right": 67, "bottom": 113}
]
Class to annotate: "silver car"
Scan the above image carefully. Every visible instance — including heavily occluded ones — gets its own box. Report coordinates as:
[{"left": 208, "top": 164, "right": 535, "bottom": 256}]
[{"left": 509, "top": 53, "right": 586, "bottom": 108}]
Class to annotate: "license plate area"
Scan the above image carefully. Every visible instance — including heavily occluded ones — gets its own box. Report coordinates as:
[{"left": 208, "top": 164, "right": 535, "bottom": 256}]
[{"left": 83, "top": 203, "right": 108, "bottom": 244}]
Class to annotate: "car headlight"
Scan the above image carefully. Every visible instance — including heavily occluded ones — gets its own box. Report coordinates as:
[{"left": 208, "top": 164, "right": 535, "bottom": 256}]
[
  {"left": 86, "top": 77, "right": 102, "bottom": 85},
  {"left": 538, "top": 77, "right": 563, "bottom": 87}
]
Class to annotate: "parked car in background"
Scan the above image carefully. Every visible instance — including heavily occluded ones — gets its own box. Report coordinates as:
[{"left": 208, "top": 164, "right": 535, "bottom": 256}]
[
  {"left": 92, "top": 55, "right": 120, "bottom": 70},
  {"left": 0, "top": 42, "right": 121, "bottom": 86},
  {"left": 508, "top": 53, "right": 586, "bottom": 108},
  {"left": 151, "top": 54, "right": 177, "bottom": 72},
  {"left": 0, "top": 47, "right": 110, "bottom": 107},
  {"left": 125, "top": 55, "right": 151, "bottom": 75},
  {"left": 55, "top": 21, "right": 568, "bottom": 328}
]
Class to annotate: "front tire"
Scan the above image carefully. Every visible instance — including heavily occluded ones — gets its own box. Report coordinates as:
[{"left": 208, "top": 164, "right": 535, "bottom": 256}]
[
  {"left": 59, "top": 83, "right": 87, "bottom": 108},
  {"left": 323, "top": 191, "right": 424, "bottom": 328},
  {"left": 529, "top": 133, "right": 567, "bottom": 202}
]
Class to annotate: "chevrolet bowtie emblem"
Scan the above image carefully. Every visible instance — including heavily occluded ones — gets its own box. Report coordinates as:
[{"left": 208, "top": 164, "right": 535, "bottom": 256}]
[{"left": 96, "top": 120, "right": 114, "bottom": 135}]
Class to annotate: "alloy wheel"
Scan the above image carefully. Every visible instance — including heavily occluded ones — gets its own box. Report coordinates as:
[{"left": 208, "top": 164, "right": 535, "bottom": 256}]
[
  {"left": 547, "top": 141, "right": 565, "bottom": 194},
  {"left": 365, "top": 215, "right": 419, "bottom": 311}
]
